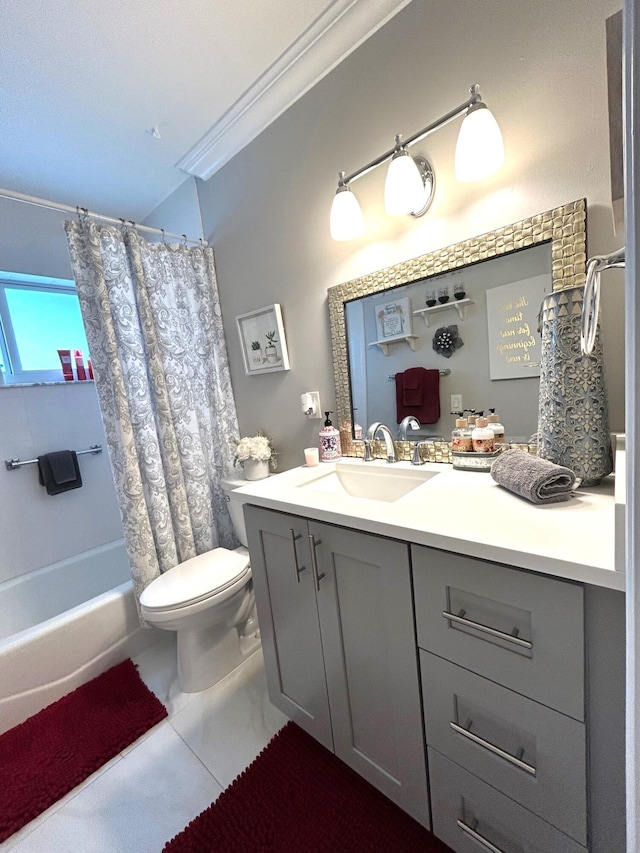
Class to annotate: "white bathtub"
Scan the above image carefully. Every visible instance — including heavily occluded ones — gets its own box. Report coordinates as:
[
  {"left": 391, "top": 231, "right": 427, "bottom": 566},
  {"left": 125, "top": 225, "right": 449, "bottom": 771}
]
[{"left": 0, "top": 541, "right": 158, "bottom": 735}]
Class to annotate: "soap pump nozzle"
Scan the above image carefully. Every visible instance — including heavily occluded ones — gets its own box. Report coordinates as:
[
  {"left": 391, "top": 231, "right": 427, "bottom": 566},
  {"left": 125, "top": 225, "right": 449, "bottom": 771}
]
[{"left": 324, "top": 411, "right": 333, "bottom": 426}]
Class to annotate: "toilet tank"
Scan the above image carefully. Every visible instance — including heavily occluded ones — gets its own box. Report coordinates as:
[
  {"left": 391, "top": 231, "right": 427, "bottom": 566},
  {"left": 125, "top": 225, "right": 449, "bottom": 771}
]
[{"left": 220, "top": 475, "right": 250, "bottom": 547}]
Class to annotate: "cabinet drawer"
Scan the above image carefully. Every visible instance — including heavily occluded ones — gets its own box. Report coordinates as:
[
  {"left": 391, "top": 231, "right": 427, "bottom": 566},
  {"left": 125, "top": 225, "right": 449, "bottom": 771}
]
[
  {"left": 412, "top": 545, "right": 584, "bottom": 720},
  {"left": 421, "top": 651, "right": 586, "bottom": 845},
  {"left": 429, "top": 748, "right": 586, "bottom": 853}
]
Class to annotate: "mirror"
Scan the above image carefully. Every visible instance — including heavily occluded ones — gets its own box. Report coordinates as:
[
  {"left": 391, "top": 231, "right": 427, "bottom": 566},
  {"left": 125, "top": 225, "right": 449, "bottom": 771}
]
[{"left": 328, "top": 199, "right": 587, "bottom": 458}]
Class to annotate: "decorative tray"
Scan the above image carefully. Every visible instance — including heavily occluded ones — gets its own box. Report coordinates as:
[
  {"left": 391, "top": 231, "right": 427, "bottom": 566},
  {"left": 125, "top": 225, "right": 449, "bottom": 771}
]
[{"left": 452, "top": 446, "right": 508, "bottom": 472}]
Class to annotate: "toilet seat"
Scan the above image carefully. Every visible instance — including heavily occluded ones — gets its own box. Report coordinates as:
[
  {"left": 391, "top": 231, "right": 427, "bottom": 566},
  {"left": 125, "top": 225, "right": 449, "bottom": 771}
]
[{"left": 140, "top": 548, "right": 250, "bottom": 613}]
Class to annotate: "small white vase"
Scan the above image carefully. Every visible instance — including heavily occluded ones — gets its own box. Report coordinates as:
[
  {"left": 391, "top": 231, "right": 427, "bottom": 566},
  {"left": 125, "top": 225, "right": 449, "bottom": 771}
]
[{"left": 243, "top": 458, "right": 270, "bottom": 480}]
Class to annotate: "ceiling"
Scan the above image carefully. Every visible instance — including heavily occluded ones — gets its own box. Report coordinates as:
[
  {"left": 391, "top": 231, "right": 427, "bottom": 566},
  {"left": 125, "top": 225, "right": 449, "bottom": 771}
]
[{"left": 0, "top": 0, "right": 411, "bottom": 223}]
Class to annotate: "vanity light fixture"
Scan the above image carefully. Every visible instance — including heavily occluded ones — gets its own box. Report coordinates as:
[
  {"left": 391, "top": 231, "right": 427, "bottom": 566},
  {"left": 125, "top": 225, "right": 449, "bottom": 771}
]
[
  {"left": 384, "top": 136, "right": 434, "bottom": 216},
  {"left": 330, "top": 172, "right": 365, "bottom": 241},
  {"left": 330, "top": 84, "right": 504, "bottom": 241}
]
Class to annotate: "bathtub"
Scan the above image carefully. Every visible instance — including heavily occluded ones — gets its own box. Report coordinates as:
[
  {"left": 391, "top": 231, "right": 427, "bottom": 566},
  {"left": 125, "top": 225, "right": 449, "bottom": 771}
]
[{"left": 0, "top": 541, "right": 158, "bottom": 735}]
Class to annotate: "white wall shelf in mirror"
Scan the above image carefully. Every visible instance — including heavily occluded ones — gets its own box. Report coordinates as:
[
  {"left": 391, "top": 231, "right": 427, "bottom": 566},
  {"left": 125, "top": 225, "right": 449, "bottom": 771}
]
[
  {"left": 368, "top": 335, "right": 419, "bottom": 356},
  {"left": 413, "top": 298, "right": 474, "bottom": 327}
]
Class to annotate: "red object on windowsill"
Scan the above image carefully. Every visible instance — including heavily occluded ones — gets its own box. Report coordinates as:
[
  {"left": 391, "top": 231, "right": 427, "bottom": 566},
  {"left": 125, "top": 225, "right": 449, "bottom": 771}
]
[
  {"left": 73, "top": 349, "right": 87, "bottom": 380},
  {"left": 57, "top": 349, "right": 73, "bottom": 381}
]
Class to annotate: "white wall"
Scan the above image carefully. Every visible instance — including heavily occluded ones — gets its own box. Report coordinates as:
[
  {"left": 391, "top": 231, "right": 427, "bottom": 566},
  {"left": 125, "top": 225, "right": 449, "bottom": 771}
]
[
  {"left": 196, "top": 0, "right": 625, "bottom": 472},
  {"left": 0, "top": 383, "right": 123, "bottom": 585},
  {"left": 0, "top": 199, "right": 124, "bottom": 587}
]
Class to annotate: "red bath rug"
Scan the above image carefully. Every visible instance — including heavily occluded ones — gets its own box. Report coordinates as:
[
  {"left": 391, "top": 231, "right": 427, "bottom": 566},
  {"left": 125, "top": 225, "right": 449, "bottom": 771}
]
[
  {"left": 163, "top": 721, "right": 453, "bottom": 853},
  {"left": 0, "top": 658, "right": 167, "bottom": 843}
]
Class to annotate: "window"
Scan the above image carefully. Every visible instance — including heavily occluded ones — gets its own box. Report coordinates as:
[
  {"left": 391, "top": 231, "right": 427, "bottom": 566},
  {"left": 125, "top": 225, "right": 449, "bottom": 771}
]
[{"left": 0, "top": 272, "right": 90, "bottom": 385}]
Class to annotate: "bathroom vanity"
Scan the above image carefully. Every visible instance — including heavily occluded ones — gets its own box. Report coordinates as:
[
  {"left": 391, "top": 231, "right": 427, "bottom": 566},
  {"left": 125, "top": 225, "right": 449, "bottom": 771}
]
[{"left": 239, "top": 458, "right": 625, "bottom": 853}]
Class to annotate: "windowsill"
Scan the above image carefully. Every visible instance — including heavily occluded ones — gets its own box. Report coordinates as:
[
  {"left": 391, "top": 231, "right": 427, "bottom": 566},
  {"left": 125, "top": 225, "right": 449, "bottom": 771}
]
[{"left": 0, "top": 380, "right": 95, "bottom": 389}]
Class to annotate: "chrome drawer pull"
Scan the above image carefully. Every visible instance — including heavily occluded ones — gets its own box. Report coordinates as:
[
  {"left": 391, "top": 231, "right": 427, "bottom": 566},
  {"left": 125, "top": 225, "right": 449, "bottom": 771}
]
[
  {"left": 308, "top": 534, "right": 325, "bottom": 591},
  {"left": 457, "top": 819, "right": 507, "bottom": 853},
  {"left": 450, "top": 721, "right": 537, "bottom": 776},
  {"left": 442, "top": 610, "right": 533, "bottom": 649},
  {"left": 289, "top": 529, "right": 306, "bottom": 583}
]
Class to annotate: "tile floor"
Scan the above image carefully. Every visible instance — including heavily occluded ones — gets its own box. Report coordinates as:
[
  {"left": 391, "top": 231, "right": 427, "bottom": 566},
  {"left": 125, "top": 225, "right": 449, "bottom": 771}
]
[{"left": 3, "top": 634, "right": 288, "bottom": 852}]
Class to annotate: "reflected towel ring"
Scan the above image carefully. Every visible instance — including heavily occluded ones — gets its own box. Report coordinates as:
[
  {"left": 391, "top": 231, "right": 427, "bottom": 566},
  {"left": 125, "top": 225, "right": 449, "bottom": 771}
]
[
  {"left": 581, "top": 257, "right": 602, "bottom": 355},
  {"left": 580, "top": 248, "right": 625, "bottom": 354}
]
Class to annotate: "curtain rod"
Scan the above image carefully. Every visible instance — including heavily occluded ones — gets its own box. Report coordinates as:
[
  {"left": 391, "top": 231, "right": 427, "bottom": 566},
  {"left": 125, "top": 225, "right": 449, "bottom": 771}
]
[{"left": 0, "top": 187, "right": 208, "bottom": 247}]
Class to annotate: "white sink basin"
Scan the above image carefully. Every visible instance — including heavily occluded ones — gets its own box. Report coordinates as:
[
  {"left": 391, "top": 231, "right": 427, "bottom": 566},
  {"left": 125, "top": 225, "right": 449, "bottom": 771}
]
[{"left": 298, "top": 461, "right": 440, "bottom": 503}]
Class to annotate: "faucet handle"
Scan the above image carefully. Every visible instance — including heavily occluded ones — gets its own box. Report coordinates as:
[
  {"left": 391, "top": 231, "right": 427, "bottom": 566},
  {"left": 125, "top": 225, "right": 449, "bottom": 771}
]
[
  {"left": 411, "top": 441, "right": 428, "bottom": 465},
  {"left": 353, "top": 439, "right": 373, "bottom": 461}
]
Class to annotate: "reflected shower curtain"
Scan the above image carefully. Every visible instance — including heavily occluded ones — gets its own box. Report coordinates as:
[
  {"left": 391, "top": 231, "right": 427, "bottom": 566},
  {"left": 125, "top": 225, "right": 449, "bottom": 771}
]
[{"left": 65, "top": 220, "right": 239, "bottom": 615}]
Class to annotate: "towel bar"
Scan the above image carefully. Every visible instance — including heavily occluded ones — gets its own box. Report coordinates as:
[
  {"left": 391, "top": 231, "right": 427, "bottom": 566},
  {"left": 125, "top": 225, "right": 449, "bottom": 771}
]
[
  {"left": 388, "top": 368, "right": 451, "bottom": 380},
  {"left": 5, "top": 445, "right": 103, "bottom": 471}
]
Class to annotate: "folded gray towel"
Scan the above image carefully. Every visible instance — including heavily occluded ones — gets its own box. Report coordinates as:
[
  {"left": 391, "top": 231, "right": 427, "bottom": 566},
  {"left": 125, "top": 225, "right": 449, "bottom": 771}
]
[{"left": 490, "top": 448, "right": 576, "bottom": 504}]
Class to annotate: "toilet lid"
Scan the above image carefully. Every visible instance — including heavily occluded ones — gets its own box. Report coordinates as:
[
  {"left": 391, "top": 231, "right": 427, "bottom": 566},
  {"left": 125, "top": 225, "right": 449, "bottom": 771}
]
[{"left": 140, "top": 548, "right": 250, "bottom": 611}]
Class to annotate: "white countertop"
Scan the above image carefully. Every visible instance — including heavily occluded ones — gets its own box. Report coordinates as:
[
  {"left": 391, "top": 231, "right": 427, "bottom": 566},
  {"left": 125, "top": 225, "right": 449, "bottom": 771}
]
[{"left": 235, "top": 456, "right": 624, "bottom": 592}]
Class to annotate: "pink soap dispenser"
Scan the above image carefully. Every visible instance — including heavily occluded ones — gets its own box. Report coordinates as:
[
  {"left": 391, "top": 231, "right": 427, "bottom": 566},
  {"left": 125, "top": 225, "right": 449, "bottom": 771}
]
[{"left": 319, "top": 411, "right": 342, "bottom": 462}]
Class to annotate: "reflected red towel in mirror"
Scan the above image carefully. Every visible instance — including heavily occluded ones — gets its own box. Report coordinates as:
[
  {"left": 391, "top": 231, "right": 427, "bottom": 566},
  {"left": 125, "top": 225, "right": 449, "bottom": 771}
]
[{"left": 395, "top": 368, "right": 440, "bottom": 424}]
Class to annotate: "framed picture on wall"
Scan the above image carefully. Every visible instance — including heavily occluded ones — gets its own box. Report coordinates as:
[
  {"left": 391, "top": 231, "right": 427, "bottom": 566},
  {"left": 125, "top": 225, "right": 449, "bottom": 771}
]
[
  {"left": 235, "top": 303, "right": 291, "bottom": 375},
  {"left": 373, "top": 296, "right": 412, "bottom": 341}
]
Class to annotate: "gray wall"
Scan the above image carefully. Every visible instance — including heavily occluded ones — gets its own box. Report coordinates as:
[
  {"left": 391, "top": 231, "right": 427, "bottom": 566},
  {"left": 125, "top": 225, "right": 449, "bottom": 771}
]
[
  {"left": 0, "top": 383, "right": 123, "bottom": 584},
  {"left": 142, "top": 177, "right": 204, "bottom": 242},
  {"left": 0, "top": 198, "right": 123, "bottom": 585},
  {"left": 0, "top": 197, "right": 73, "bottom": 279},
  {"left": 0, "top": 179, "right": 206, "bottom": 589},
  {"left": 196, "top": 0, "right": 625, "bottom": 472}
]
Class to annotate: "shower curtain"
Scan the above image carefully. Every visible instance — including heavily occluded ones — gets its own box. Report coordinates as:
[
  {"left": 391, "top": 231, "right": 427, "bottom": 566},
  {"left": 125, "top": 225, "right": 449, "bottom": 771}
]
[{"left": 65, "top": 220, "right": 240, "bottom": 614}]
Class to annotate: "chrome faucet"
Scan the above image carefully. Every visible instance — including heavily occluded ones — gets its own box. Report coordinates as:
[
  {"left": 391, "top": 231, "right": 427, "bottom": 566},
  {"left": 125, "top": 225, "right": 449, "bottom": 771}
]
[
  {"left": 398, "top": 415, "right": 421, "bottom": 441},
  {"left": 366, "top": 422, "right": 397, "bottom": 463}
]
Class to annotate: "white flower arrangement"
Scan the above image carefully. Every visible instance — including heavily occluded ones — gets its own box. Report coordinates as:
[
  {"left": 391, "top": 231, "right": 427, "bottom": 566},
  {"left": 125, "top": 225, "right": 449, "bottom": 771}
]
[{"left": 233, "top": 434, "right": 277, "bottom": 470}]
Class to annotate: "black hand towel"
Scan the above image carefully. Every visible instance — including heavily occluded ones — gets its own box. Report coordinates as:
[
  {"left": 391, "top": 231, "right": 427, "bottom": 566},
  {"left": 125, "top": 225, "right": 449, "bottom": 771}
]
[{"left": 38, "top": 451, "right": 83, "bottom": 495}]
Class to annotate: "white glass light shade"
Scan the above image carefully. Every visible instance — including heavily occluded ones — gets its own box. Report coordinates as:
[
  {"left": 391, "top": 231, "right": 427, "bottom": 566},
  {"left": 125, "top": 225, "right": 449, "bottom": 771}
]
[
  {"left": 384, "top": 151, "right": 426, "bottom": 216},
  {"left": 330, "top": 185, "right": 364, "bottom": 241},
  {"left": 454, "top": 103, "right": 505, "bottom": 182}
]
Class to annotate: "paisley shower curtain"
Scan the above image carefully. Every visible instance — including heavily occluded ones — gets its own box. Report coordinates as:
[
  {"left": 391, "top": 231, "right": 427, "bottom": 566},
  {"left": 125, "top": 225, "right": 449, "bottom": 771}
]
[{"left": 65, "top": 220, "right": 239, "bottom": 614}]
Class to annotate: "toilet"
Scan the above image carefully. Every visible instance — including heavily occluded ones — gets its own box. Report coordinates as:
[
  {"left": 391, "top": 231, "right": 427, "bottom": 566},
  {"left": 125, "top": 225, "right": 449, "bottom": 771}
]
[{"left": 139, "top": 476, "right": 260, "bottom": 693}]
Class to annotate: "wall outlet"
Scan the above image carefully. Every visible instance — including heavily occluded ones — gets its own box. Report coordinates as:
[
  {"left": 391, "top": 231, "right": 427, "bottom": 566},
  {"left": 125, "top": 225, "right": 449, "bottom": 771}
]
[{"left": 450, "top": 394, "right": 463, "bottom": 412}]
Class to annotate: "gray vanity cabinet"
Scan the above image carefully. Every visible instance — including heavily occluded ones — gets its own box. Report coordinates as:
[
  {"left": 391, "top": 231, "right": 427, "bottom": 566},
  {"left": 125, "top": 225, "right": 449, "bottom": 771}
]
[
  {"left": 244, "top": 504, "right": 430, "bottom": 830},
  {"left": 413, "top": 544, "right": 588, "bottom": 849},
  {"left": 244, "top": 505, "right": 333, "bottom": 750}
]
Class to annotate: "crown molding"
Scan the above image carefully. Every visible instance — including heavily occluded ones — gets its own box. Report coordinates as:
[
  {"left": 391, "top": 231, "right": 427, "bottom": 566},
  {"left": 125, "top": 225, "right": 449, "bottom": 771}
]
[{"left": 177, "top": 0, "right": 412, "bottom": 180}]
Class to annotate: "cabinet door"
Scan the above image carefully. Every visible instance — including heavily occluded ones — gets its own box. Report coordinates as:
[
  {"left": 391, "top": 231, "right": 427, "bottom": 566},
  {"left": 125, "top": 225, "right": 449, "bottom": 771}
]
[
  {"left": 309, "top": 521, "right": 430, "bottom": 829},
  {"left": 244, "top": 505, "right": 333, "bottom": 750}
]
